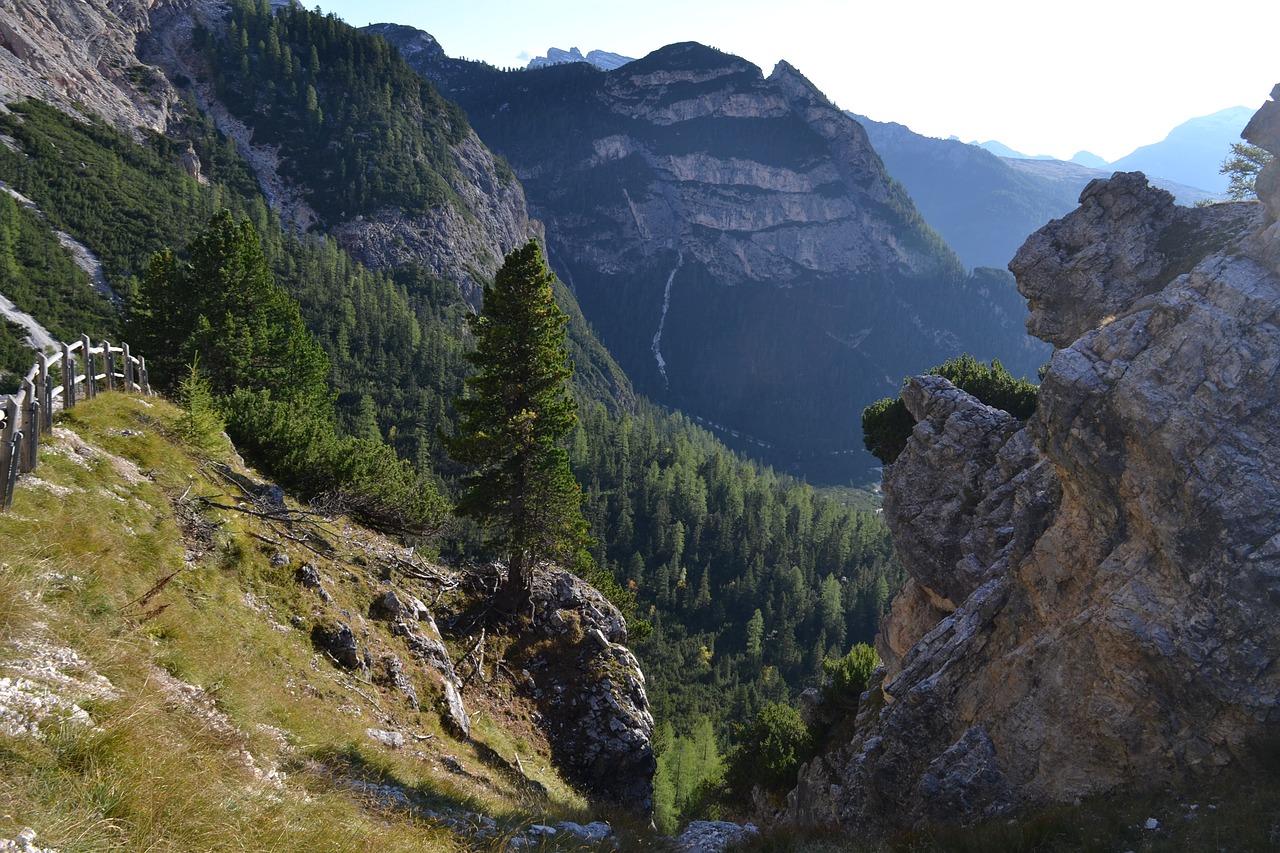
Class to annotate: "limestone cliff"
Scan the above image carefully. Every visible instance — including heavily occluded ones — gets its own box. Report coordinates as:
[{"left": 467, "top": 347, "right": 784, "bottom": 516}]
[
  {"left": 786, "top": 85, "right": 1280, "bottom": 831},
  {"left": 0, "top": 0, "right": 179, "bottom": 134}
]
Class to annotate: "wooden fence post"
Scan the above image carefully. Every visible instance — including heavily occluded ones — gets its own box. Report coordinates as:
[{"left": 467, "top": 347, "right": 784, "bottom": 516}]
[
  {"left": 122, "top": 343, "right": 132, "bottom": 390},
  {"left": 21, "top": 378, "right": 38, "bottom": 473},
  {"left": 139, "top": 355, "right": 150, "bottom": 395},
  {"left": 62, "top": 342, "right": 75, "bottom": 410},
  {"left": 39, "top": 353, "right": 52, "bottom": 434},
  {"left": 102, "top": 341, "right": 114, "bottom": 391},
  {"left": 0, "top": 396, "right": 17, "bottom": 509},
  {"left": 81, "top": 335, "right": 95, "bottom": 399}
]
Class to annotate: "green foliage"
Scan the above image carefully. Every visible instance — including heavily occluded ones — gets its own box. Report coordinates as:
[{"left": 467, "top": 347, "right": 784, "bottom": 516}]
[
  {"left": 725, "top": 702, "right": 814, "bottom": 797},
  {"left": 1221, "top": 142, "right": 1274, "bottom": 201},
  {"left": 820, "top": 643, "right": 879, "bottom": 710},
  {"left": 131, "top": 210, "right": 331, "bottom": 403},
  {"left": 568, "top": 398, "right": 902, "bottom": 748},
  {"left": 174, "top": 357, "right": 226, "bottom": 458},
  {"left": 446, "top": 241, "right": 591, "bottom": 608},
  {"left": 206, "top": 0, "right": 469, "bottom": 224},
  {"left": 862, "top": 354, "right": 1039, "bottom": 464},
  {"left": 0, "top": 189, "right": 117, "bottom": 346},
  {"left": 653, "top": 717, "right": 724, "bottom": 833},
  {"left": 131, "top": 212, "right": 445, "bottom": 536}
]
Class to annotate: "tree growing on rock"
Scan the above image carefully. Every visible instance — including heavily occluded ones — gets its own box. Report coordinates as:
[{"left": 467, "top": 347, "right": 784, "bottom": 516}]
[
  {"left": 446, "top": 240, "right": 591, "bottom": 614},
  {"left": 1221, "top": 142, "right": 1274, "bottom": 201}
]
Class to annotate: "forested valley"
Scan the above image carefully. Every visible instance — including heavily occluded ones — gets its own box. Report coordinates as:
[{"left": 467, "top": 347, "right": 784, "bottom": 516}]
[{"left": 0, "top": 0, "right": 907, "bottom": 828}]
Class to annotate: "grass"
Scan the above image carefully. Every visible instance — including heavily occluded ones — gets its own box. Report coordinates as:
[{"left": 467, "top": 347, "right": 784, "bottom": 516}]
[{"left": 0, "top": 392, "right": 624, "bottom": 852}]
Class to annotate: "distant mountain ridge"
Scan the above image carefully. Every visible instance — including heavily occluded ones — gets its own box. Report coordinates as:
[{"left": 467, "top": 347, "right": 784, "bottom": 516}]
[
  {"left": 1109, "top": 105, "right": 1254, "bottom": 195},
  {"left": 971, "top": 105, "right": 1254, "bottom": 196},
  {"left": 854, "top": 114, "right": 1222, "bottom": 272},
  {"left": 528, "top": 46, "right": 633, "bottom": 70}
]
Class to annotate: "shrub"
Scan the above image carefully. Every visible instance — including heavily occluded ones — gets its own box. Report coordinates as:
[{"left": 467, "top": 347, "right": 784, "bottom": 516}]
[
  {"left": 725, "top": 702, "right": 814, "bottom": 797},
  {"left": 862, "top": 354, "right": 1038, "bottom": 464},
  {"left": 821, "top": 643, "right": 879, "bottom": 711}
]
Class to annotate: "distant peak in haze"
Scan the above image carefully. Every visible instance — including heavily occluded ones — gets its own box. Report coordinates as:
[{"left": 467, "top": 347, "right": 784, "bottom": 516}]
[
  {"left": 527, "top": 47, "right": 634, "bottom": 71},
  {"left": 970, "top": 140, "right": 1056, "bottom": 160},
  {"left": 1069, "top": 151, "right": 1109, "bottom": 169}
]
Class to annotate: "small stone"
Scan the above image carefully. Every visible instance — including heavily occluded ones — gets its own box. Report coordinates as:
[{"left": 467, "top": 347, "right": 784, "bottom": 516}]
[
  {"left": 366, "top": 728, "right": 405, "bottom": 749},
  {"left": 1144, "top": 817, "right": 1160, "bottom": 831}
]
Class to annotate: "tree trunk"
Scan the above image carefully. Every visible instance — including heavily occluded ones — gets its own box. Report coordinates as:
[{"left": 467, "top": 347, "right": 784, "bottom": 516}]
[{"left": 496, "top": 551, "right": 533, "bottom": 617}]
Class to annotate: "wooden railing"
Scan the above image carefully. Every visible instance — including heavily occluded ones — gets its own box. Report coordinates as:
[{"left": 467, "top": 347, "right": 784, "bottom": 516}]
[{"left": 0, "top": 336, "right": 150, "bottom": 510}]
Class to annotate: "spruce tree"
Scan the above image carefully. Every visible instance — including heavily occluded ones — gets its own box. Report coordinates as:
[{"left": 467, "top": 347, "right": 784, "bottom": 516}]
[{"left": 447, "top": 240, "right": 590, "bottom": 613}]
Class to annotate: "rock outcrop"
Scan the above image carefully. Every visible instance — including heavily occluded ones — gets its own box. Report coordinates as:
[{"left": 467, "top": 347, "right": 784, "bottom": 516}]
[
  {"left": 520, "top": 568, "right": 656, "bottom": 818},
  {"left": 786, "top": 86, "right": 1280, "bottom": 831},
  {"left": 0, "top": 0, "right": 180, "bottom": 134}
]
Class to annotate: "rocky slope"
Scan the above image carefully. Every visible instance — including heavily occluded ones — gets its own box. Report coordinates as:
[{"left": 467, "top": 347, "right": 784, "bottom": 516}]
[
  {"left": 0, "top": 0, "right": 537, "bottom": 299},
  {"left": 785, "top": 85, "right": 1280, "bottom": 831},
  {"left": 388, "top": 37, "right": 1044, "bottom": 483},
  {"left": 0, "top": 0, "right": 178, "bottom": 134},
  {"left": 1, "top": 392, "right": 655, "bottom": 847}
]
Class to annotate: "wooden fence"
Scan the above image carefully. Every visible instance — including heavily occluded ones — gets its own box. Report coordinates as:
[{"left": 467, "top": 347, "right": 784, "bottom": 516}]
[{"left": 0, "top": 336, "right": 150, "bottom": 510}]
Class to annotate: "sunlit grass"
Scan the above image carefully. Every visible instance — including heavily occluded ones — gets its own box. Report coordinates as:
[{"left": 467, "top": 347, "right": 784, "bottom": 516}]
[{"left": 0, "top": 393, "right": 602, "bottom": 852}]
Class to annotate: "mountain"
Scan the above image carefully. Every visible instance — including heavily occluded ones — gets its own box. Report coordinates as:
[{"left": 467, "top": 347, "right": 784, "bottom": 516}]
[
  {"left": 1109, "top": 105, "right": 1255, "bottom": 194},
  {"left": 786, "top": 89, "right": 1280, "bottom": 831},
  {"left": 0, "top": 0, "right": 910, "bottom": 836},
  {"left": 855, "top": 116, "right": 1220, "bottom": 271},
  {"left": 1068, "top": 150, "right": 1108, "bottom": 168},
  {"left": 380, "top": 34, "right": 1047, "bottom": 484},
  {"left": 971, "top": 140, "right": 1055, "bottom": 160},
  {"left": 527, "top": 47, "right": 634, "bottom": 70},
  {"left": 852, "top": 115, "right": 1087, "bottom": 270}
]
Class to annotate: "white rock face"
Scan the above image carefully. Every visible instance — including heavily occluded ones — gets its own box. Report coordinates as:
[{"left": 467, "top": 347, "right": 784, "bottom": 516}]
[
  {"left": 0, "top": 0, "right": 181, "bottom": 134},
  {"left": 785, "top": 85, "right": 1280, "bottom": 832}
]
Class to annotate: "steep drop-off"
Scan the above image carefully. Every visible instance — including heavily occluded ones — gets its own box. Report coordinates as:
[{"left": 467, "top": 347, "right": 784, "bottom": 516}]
[
  {"left": 786, "top": 87, "right": 1280, "bottom": 830},
  {"left": 396, "top": 37, "right": 1044, "bottom": 483}
]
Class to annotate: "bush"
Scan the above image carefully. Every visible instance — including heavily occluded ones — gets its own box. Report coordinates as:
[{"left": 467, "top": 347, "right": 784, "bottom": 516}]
[
  {"left": 862, "top": 354, "right": 1038, "bottom": 464},
  {"left": 726, "top": 702, "right": 814, "bottom": 797},
  {"left": 821, "top": 643, "right": 879, "bottom": 711},
  {"left": 222, "top": 389, "right": 448, "bottom": 537}
]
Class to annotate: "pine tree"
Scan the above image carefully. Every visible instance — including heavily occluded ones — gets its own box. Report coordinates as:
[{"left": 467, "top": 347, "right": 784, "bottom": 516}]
[{"left": 446, "top": 240, "right": 590, "bottom": 613}]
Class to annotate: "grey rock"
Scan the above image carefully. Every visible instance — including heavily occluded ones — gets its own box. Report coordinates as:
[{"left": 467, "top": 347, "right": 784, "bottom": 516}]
[
  {"left": 785, "top": 90, "right": 1280, "bottom": 832},
  {"left": 556, "top": 821, "right": 614, "bottom": 841},
  {"left": 524, "top": 567, "right": 655, "bottom": 818},
  {"left": 387, "top": 609, "right": 469, "bottom": 739},
  {"left": 366, "top": 728, "right": 405, "bottom": 749},
  {"left": 376, "top": 654, "right": 419, "bottom": 710},
  {"left": 671, "top": 820, "right": 760, "bottom": 853},
  {"left": 295, "top": 564, "right": 332, "bottom": 602},
  {"left": 310, "top": 622, "right": 365, "bottom": 673}
]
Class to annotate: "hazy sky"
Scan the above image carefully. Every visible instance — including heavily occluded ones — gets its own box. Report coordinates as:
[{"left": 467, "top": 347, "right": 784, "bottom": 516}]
[{"left": 315, "top": 0, "right": 1280, "bottom": 163}]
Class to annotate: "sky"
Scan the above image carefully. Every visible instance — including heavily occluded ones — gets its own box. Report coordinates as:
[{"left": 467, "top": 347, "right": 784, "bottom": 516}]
[{"left": 313, "top": 0, "right": 1280, "bottom": 163}]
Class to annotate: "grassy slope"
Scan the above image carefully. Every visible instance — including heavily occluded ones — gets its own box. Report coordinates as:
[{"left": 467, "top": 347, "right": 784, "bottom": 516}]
[{"left": 0, "top": 392, "right": 637, "bottom": 852}]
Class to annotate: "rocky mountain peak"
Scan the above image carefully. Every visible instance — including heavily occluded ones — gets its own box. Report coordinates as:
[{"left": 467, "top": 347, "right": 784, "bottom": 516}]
[
  {"left": 785, "top": 86, "right": 1280, "bottom": 831},
  {"left": 362, "top": 23, "right": 446, "bottom": 64}
]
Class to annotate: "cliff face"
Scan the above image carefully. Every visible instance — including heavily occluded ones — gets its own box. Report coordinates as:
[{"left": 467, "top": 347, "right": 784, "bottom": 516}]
[
  {"left": 396, "top": 39, "right": 1044, "bottom": 483},
  {"left": 787, "top": 86, "right": 1280, "bottom": 830},
  {"left": 0, "top": 0, "right": 179, "bottom": 133}
]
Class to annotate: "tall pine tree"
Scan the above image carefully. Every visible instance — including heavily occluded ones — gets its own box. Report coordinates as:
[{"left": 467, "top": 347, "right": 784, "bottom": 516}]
[{"left": 447, "top": 240, "right": 590, "bottom": 613}]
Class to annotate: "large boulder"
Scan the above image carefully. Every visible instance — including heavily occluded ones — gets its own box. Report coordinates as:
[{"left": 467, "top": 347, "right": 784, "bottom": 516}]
[
  {"left": 785, "top": 85, "right": 1280, "bottom": 832},
  {"left": 520, "top": 568, "right": 655, "bottom": 819}
]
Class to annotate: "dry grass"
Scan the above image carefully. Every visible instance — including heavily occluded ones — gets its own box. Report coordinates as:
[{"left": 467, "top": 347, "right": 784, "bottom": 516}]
[{"left": 0, "top": 393, "right": 614, "bottom": 852}]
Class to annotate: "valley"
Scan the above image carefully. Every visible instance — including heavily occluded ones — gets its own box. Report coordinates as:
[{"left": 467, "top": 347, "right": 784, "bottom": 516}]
[{"left": 1, "top": 0, "right": 1278, "bottom": 849}]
